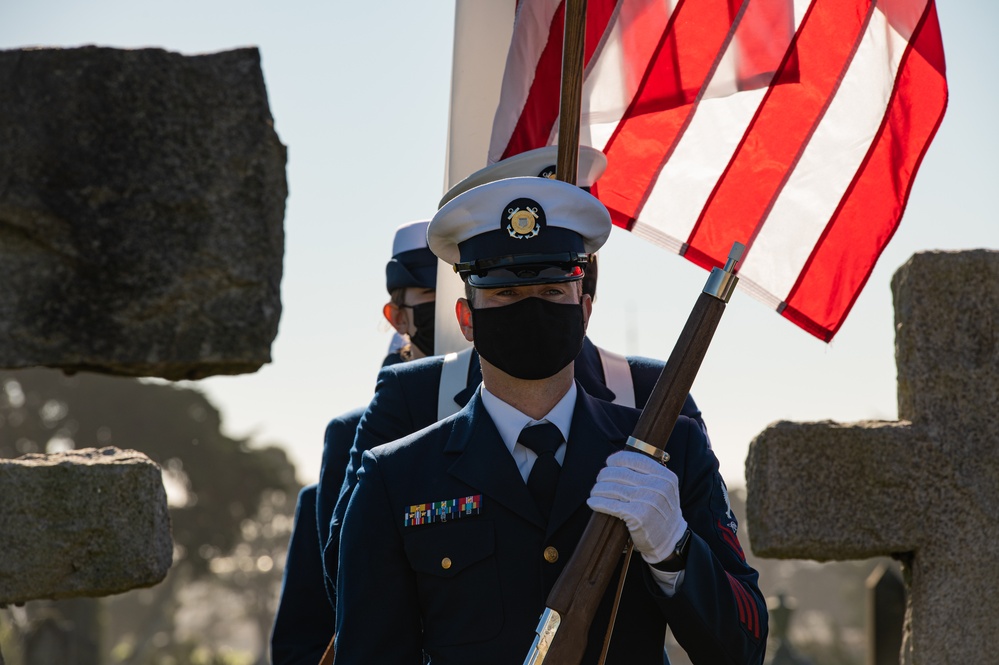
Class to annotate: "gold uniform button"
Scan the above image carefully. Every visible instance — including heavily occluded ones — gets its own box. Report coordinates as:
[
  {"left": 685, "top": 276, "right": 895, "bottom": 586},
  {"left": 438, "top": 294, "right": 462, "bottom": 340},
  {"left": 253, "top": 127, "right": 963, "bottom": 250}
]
[
  {"left": 543, "top": 546, "right": 559, "bottom": 563},
  {"left": 441, "top": 557, "right": 452, "bottom": 570}
]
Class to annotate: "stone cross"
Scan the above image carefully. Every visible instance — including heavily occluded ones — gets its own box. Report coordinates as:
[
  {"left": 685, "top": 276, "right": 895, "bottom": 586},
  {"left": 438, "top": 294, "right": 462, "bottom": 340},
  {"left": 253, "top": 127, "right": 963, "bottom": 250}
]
[{"left": 746, "top": 250, "right": 999, "bottom": 664}]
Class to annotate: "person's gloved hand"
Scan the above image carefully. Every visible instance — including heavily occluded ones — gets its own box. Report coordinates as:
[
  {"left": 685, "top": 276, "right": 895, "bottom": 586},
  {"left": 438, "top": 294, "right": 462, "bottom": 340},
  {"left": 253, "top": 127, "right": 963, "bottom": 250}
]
[{"left": 587, "top": 450, "right": 688, "bottom": 565}]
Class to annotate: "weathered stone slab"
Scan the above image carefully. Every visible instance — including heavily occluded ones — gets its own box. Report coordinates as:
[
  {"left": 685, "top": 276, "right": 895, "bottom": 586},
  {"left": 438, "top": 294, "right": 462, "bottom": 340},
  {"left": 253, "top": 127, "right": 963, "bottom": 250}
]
[
  {"left": 745, "top": 419, "right": 938, "bottom": 560},
  {"left": 0, "top": 46, "right": 286, "bottom": 380},
  {"left": 746, "top": 250, "right": 999, "bottom": 664},
  {"left": 0, "top": 447, "right": 172, "bottom": 605}
]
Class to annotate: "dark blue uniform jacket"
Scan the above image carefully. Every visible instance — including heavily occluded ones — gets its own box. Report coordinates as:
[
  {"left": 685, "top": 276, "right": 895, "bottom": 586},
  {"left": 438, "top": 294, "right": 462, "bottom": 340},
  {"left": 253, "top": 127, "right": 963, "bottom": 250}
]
[
  {"left": 334, "top": 387, "right": 765, "bottom": 664},
  {"left": 270, "top": 485, "right": 334, "bottom": 664},
  {"left": 316, "top": 407, "right": 364, "bottom": 571},
  {"left": 271, "top": 353, "right": 404, "bottom": 660},
  {"left": 321, "top": 338, "right": 705, "bottom": 599},
  {"left": 317, "top": 352, "right": 405, "bottom": 555}
]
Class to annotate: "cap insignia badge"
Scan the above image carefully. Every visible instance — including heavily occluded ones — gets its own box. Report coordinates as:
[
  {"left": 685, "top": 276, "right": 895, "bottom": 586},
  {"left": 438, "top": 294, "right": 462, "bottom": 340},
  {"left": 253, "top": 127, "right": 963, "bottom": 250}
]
[
  {"left": 537, "top": 165, "right": 557, "bottom": 179},
  {"left": 506, "top": 204, "right": 541, "bottom": 240}
]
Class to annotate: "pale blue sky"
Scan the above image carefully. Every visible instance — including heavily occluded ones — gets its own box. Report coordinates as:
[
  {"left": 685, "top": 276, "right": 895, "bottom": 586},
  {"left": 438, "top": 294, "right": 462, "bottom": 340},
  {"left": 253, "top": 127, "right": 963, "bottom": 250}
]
[{"left": 2, "top": 1, "right": 996, "bottom": 488}]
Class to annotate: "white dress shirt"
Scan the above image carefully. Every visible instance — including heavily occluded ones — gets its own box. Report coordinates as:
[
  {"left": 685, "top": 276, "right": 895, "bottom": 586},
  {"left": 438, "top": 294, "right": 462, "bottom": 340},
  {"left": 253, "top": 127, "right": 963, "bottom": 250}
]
[
  {"left": 480, "top": 382, "right": 576, "bottom": 483},
  {"left": 478, "top": 382, "right": 683, "bottom": 595}
]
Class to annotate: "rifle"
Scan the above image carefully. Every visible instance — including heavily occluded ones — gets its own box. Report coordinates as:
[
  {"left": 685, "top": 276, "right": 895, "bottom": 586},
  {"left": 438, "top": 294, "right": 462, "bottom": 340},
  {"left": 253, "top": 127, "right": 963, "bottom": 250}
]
[
  {"left": 319, "top": 637, "right": 334, "bottom": 665},
  {"left": 523, "top": 242, "right": 744, "bottom": 665}
]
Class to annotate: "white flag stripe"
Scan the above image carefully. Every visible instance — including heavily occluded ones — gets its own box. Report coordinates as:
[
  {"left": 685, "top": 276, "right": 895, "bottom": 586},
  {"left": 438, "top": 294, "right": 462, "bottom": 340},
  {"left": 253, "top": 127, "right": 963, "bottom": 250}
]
[
  {"left": 632, "top": 219, "right": 784, "bottom": 311},
  {"left": 630, "top": 0, "right": 807, "bottom": 241},
  {"left": 488, "top": 0, "right": 561, "bottom": 164},
  {"left": 576, "top": 0, "right": 676, "bottom": 151},
  {"left": 741, "top": 5, "right": 915, "bottom": 299},
  {"left": 568, "top": 2, "right": 629, "bottom": 150},
  {"left": 639, "top": 88, "right": 769, "bottom": 241},
  {"left": 584, "top": 115, "right": 620, "bottom": 154},
  {"left": 631, "top": 218, "right": 687, "bottom": 255},
  {"left": 700, "top": 33, "right": 743, "bottom": 100},
  {"left": 729, "top": 270, "right": 786, "bottom": 310}
]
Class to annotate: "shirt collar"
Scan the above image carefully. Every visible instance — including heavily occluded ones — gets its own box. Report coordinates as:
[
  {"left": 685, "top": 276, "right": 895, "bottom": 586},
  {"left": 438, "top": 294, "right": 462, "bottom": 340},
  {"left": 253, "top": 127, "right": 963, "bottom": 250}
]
[{"left": 481, "top": 381, "right": 577, "bottom": 455}]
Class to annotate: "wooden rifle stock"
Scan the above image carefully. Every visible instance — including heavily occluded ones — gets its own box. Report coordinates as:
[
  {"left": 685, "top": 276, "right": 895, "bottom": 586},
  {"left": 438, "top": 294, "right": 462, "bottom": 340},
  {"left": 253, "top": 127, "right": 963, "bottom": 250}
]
[
  {"left": 524, "top": 244, "right": 744, "bottom": 665},
  {"left": 319, "top": 637, "right": 334, "bottom": 665}
]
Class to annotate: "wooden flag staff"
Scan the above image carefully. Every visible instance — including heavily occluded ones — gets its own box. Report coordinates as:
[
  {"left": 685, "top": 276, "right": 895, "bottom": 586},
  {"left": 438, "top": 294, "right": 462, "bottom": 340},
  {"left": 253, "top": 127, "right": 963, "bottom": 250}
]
[{"left": 555, "top": 0, "right": 588, "bottom": 186}]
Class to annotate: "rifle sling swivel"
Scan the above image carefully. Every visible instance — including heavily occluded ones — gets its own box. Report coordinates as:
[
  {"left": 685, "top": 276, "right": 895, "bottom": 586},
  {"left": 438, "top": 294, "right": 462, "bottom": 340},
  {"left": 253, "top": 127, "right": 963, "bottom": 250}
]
[{"left": 625, "top": 437, "right": 669, "bottom": 465}]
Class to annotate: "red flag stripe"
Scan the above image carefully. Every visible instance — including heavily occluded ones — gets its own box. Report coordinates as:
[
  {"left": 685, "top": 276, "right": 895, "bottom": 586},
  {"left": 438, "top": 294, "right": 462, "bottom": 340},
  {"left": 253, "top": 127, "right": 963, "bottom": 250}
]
[
  {"left": 497, "top": 0, "right": 619, "bottom": 161},
  {"left": 489, "top": 0, "right": 562, "bottom": 159},
  {"left": 628, "top": 0, "right": 946, "bottom": 340},
  {"left": 731, "top": 3, "right": 906, "bottom": 303},
  {"left": 781, "top": 0, "right": 948, "bottom": 339},
  {"left": 686, "top": 0, "right": 877, "bottom": 265},
  {"left": 501, "top": 0, "right": 567, "bottom": 159},
  {"left": 599, "top": 0, "right": 744, "bottom": 230}
]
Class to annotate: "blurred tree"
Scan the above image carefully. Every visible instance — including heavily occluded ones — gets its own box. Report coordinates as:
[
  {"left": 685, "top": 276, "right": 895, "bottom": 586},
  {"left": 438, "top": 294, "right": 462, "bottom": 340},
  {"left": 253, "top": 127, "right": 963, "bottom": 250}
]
[{"left": 0, "top": 369, "right": 300, "bottom": 663}]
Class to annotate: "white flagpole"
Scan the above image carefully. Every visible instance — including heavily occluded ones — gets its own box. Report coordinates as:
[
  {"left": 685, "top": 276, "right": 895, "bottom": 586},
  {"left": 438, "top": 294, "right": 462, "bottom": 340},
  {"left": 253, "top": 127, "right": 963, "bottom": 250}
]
[{"left": 434, "top": 0, "right": 516, "bottom": 355}]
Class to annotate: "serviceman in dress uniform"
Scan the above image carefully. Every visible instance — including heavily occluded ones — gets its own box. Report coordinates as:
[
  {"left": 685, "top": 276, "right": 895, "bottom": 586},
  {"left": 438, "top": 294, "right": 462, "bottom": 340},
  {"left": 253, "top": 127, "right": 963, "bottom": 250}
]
[
  {"left": 379, "top": 219, "right": 440, "bottom": 363},
  {"left": 333, "top": 177, "right": 766, "bottom": 664},
  {"left": 270, "top": 220, "right": 437, "bottom": 664},
  {"left": 320, "top": 147, "right": 708, "bottom": 602}
]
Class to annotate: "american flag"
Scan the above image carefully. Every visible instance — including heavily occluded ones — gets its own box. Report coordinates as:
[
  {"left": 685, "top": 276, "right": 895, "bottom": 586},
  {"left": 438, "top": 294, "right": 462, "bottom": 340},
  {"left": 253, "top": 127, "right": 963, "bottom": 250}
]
[{"left": 487, "top": 0, "right": 948, "bottom": 341}]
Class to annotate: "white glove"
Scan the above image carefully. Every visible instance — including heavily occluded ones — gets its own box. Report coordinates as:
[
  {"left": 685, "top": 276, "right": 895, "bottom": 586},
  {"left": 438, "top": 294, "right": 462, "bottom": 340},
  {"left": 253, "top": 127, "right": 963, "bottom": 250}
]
[{"left": 587, "top": 450, "right": 688, "bottom": 565}]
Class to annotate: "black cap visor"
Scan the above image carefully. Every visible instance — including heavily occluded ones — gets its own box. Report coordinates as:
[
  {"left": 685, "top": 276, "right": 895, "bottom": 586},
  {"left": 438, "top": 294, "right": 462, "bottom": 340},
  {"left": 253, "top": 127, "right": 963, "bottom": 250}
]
[{"left": 457, "top": 252, "right": 589, "bottom": 288}]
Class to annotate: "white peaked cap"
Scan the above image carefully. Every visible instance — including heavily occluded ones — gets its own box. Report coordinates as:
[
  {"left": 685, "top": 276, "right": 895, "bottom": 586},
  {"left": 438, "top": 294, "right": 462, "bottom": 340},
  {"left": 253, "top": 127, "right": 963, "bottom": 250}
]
[
  {"left": 438, "top": 145, "right": 608, "bottom": 209},
  {"left": 429, "top": 176, "right": 611, "bottom": 267},
  {"left": 391, "top": 219, "right": 431, "bottom": 256}
]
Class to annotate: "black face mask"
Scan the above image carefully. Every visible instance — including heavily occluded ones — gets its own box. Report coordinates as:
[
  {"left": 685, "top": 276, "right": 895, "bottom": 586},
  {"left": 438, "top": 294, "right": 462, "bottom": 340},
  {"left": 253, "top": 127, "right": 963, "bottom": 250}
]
[
  {"left": 406, "top": 301, "right": 436, "bottom": 357},
  {"left": 470, "top": 297, "right": 585, "bottom": 380}
]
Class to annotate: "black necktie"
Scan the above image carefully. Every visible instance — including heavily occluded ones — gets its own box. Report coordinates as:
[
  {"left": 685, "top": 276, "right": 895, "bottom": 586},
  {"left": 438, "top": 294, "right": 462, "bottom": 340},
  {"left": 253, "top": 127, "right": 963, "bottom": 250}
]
[{"left": 518, "top": 422, "right": 564, "bottom": 521}]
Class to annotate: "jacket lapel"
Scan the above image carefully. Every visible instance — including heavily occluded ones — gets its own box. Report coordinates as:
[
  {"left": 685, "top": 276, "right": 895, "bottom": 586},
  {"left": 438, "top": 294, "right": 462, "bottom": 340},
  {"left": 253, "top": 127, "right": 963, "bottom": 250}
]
[{"left": 445, "top": 392, "right": 546, "bottom": 529}]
